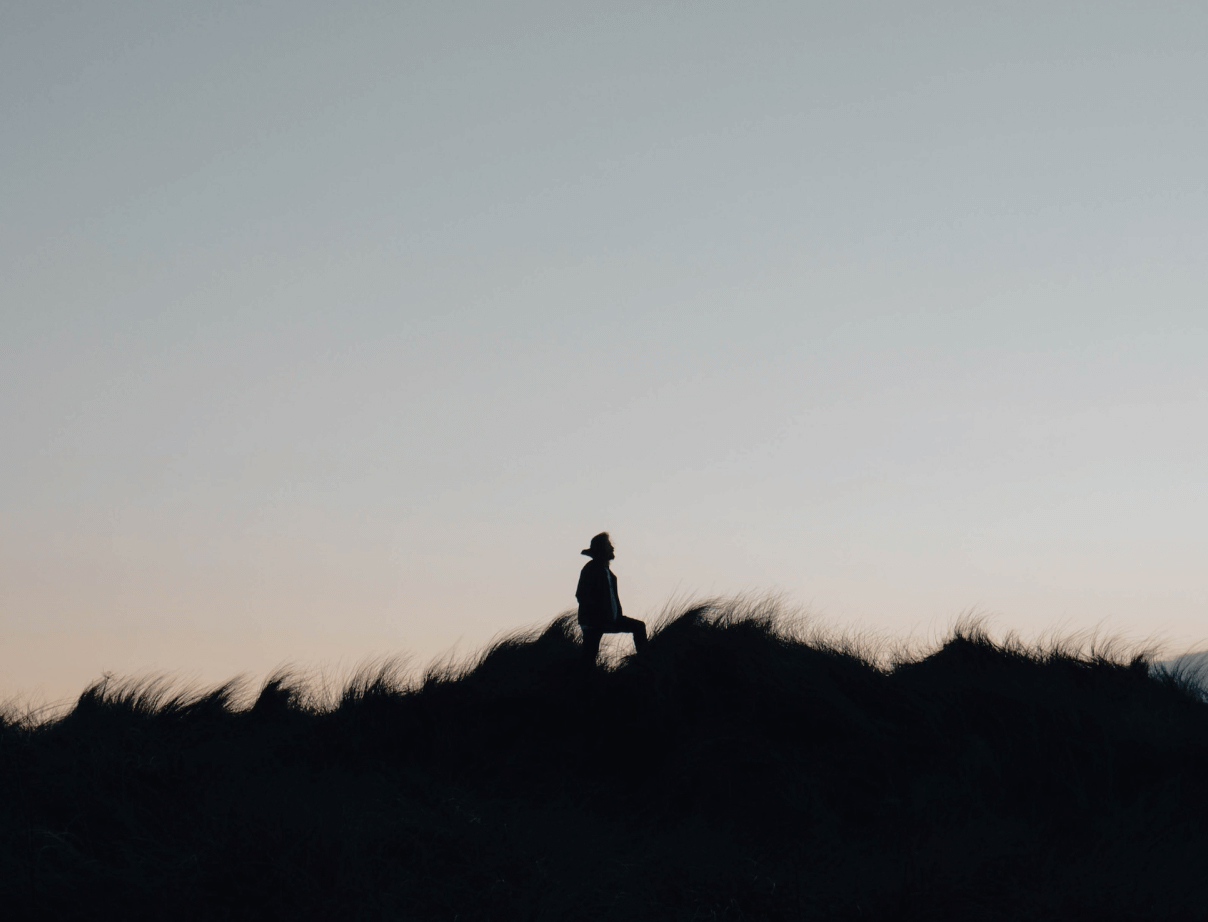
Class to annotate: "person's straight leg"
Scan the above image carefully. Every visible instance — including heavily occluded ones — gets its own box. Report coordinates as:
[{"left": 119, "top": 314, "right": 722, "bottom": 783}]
[{"left": 581, "top": 626, "right": 603, "bottom": 662}]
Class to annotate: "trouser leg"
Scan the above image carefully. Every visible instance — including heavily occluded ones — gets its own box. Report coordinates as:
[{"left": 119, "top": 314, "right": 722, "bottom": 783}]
[
  {"left": 614, "top": 616, "right": 647, "bottom": 653},
  {"left": 580, "top": 627, "right": 603, "bottom": 661}
]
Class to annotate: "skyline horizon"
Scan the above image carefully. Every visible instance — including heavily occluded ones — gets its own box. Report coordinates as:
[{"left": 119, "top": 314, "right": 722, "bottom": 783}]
[{"left": 6, "top": 578, "right": 1207, "bottom": 712}]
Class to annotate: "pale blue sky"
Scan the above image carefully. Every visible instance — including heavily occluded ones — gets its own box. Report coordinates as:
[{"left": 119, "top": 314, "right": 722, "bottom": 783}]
[{"left": 3, "top": 1, "right": 1206, "bottom": 703}]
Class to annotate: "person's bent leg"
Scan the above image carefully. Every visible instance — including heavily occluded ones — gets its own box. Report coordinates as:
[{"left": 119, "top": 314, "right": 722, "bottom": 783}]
[{"left": 615, "top": 616, "right": 647, "bottom": 654}]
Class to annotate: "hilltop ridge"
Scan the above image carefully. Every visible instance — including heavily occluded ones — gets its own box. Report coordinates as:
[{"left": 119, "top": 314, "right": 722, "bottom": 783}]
[{"left": 3, "top": 599, "right": 1207, "bottom": 920}]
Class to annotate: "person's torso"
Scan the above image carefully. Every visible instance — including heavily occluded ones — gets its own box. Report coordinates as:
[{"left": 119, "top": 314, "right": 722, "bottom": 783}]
[{"left": 577, "top": 561, "right": 618, "bottom": 622}]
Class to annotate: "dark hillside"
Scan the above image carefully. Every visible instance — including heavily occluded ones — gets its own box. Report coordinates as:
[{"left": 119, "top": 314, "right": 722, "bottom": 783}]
[{"left": 3, "top": 601, "right": 1207, "bottom": 920}]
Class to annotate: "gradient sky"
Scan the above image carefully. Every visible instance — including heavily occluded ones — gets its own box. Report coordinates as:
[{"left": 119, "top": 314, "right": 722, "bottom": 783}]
[{"left": 4, "top": 1, "right": 1207, "bottom": 705}]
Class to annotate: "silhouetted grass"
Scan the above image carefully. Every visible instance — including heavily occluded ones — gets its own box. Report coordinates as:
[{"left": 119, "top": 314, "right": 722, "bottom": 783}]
[{"left": 3, "top": 599, "right": 1207, "bottom": 920}]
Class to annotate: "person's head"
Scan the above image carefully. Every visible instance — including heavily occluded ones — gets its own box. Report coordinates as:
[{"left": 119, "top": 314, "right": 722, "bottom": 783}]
[{"left": 581, "top": 532, "right": 614, "bottom": 561}]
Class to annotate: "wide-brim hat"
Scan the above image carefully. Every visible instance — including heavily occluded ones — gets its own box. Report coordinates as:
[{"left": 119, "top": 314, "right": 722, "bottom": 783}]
[{"left": 581, "top": 533, "right": 612, "bottom": 556}]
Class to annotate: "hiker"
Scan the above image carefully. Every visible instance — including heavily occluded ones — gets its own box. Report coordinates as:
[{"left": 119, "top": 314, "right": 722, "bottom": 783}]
[{"left": 576, "top": 532, "right": 647, "bottom": 661}]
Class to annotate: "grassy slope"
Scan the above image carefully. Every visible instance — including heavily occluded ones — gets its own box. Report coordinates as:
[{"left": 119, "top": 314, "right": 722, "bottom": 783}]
[{"left": 3, "top": 600, "right": 1207, "bottom": 921}]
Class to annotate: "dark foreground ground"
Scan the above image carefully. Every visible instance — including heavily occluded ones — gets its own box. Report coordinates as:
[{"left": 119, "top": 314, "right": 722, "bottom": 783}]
[{"left": 3, "top": 601, "right": 1207, "bottom": 921}]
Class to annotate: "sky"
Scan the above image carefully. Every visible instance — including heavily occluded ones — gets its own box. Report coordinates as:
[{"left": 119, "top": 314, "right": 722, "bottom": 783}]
[{"left": 3, "top": 1, "right": 1207, "bottom": 706}]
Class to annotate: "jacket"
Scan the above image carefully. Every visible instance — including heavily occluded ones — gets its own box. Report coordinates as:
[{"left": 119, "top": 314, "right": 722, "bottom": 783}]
[{"left": 576, "top": 559, "right": 621, "bottom": 629}]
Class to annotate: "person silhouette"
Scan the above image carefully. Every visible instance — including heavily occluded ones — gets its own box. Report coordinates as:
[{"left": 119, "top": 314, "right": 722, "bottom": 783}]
[{"left": 576, "top": 532, "right": 647, "bottom": 661}]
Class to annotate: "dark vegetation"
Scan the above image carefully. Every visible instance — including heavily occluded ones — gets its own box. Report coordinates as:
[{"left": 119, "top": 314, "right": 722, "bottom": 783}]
[{"left": 3, "top": 599, "right": 1208, "bottom": 920}]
